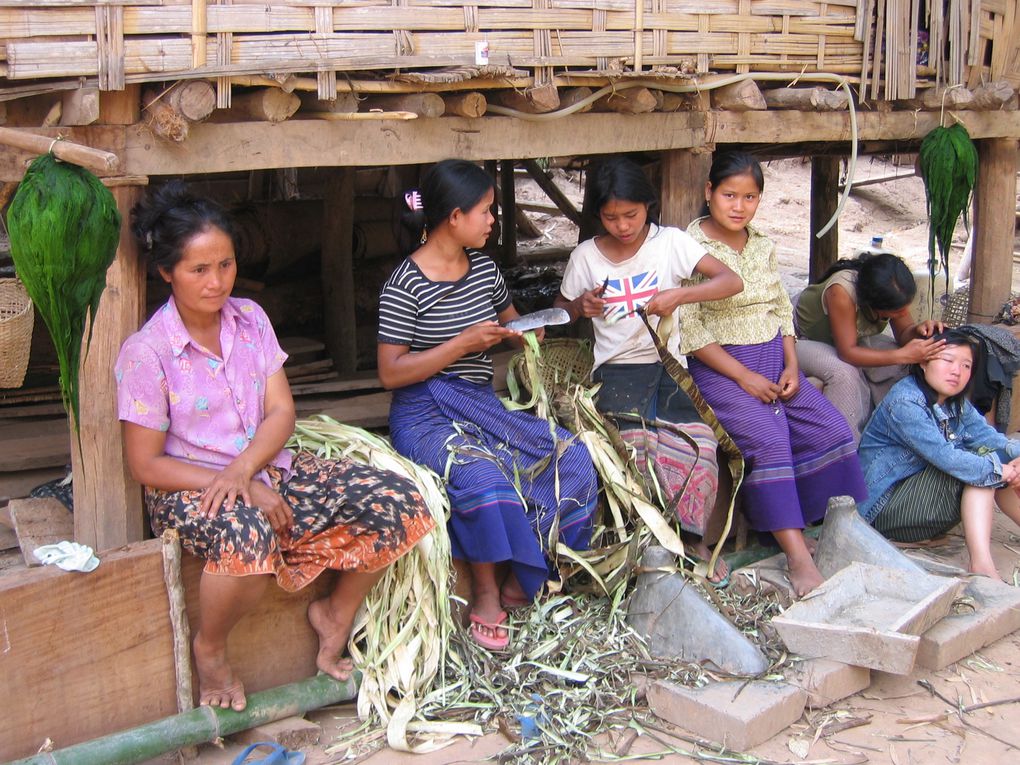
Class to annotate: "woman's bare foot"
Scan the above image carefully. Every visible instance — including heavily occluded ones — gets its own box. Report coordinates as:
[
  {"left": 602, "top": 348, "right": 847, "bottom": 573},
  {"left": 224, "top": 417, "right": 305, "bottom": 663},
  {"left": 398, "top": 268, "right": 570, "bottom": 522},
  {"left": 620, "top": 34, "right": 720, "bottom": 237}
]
[
  {"left": 786, "top": 554, "right": 824, "bottom": 597},
  {"left": 307, "top": 598, "right": 356, "bottom": 681},
  {"left": 192, "top": 633, "right": 247, "bottom": 711},
  {"left": 692, "top": 540, "right": 730, "bottom": 584},
  {"left": 472, "top": 588, "right": 509, "bottom": 643}
]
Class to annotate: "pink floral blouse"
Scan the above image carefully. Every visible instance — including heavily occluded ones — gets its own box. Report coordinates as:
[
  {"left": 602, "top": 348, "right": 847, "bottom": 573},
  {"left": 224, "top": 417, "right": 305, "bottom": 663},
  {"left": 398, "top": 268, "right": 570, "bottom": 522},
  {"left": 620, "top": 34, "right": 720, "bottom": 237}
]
[{"left": 115, "top": 296, "right": 291, "bottom": 481}]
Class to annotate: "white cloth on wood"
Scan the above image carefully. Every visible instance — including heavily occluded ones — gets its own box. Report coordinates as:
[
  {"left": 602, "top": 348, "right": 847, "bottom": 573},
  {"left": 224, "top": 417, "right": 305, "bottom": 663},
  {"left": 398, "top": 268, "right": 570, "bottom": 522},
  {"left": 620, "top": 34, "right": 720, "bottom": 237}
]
[{"left": 33, "top": 541, "right": 100, "bottom": 572}]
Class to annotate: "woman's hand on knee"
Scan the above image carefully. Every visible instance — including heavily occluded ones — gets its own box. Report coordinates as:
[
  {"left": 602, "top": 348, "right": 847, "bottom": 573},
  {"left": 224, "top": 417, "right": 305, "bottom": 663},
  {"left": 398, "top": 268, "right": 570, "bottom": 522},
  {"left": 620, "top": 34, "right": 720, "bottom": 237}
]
[
  {"left": 249, "top": 479, "right": 294, "bottom": 534},
  {"left": 199, "top": 463, "right": 254, "bottom": 518}
]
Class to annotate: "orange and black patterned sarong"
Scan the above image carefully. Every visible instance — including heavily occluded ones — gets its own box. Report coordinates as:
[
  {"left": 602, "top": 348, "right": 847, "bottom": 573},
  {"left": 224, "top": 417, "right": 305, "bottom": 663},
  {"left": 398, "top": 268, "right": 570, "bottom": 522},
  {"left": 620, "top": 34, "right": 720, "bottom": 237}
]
[{"left": 145, "top": 450, "right": 434, "bottom": 591}]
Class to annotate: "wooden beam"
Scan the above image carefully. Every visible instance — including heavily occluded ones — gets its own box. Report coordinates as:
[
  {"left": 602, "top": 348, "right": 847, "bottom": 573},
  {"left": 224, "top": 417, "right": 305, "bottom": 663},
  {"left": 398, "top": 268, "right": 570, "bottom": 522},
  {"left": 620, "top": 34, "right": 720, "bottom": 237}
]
[
  {"left": 120, "top": 113, "right": 705, "bottom": 176},
  {"left": 29, "top": 109, "right": 1015, "bottom": 180},
  {"left": 809, "top": 156, "right": 841, "bottom": 283},
  {"left": 71, "top": 182, "right": 146, "bottom": 551},
  {"left": 968, "top": 138, "right": 1018, "bottom": 323},
  {"left": 522, "top": 159, "right": 581, "bottom": 226},
  {"left": 659, "top": 149, "right": 711, "bottom": 228},
  {"left": 321, "top": 168, "right": 357, "bottom": 374}
]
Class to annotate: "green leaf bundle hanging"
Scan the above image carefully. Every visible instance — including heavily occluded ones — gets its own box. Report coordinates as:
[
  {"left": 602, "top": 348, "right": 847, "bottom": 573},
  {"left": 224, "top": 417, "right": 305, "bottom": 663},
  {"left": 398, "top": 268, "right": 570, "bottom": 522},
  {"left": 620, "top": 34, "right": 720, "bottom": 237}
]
[
  {"left": 6, "top": 153, "right": 121, "bottom": 432},
  {"left": 918, "top": 123, "right": 978, "bottom": 296}
]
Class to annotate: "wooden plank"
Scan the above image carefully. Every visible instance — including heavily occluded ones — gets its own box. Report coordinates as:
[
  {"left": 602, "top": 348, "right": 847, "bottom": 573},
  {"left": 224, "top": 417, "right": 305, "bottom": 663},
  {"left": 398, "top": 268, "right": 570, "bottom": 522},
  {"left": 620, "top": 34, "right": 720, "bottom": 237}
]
[
  {"left": 0, "top": 418, "right": 70, "bottom": 472},
  {"left": 71, "top": 133, "right": 145, "bottom": 552},
  {"left": 522, "top": 159, "right": 582, "bottom": 226},
  {"left": 500, "top": 159, "right": 519, "bottom": 266},
  {"left": 8, "top": 496, "right": 74, "bottom": 567},
  {"left": 969, "top": 137, "right": 1019, "bottom": 323},
  {"left": 0, "top": 539, "right": 179, "bottom": 761},
  {"left": 809, "top": 155, "right": 840, "bottom": 283},
  {"left": 322, "top": 167, "right": 357, "bottom": 375}
]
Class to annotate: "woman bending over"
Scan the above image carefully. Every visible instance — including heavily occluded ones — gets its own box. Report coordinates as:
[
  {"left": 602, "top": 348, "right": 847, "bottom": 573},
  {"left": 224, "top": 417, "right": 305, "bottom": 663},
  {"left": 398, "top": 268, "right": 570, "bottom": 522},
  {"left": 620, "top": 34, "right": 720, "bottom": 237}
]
[{"left": 794, "top": 252, "right": 945, "bottom": 442}]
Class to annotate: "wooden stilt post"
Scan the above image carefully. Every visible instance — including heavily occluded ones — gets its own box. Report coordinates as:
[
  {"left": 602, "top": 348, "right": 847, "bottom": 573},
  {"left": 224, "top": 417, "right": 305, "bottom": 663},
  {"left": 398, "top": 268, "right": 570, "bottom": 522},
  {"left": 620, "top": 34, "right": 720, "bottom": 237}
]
[
  {"left": 71, "top": 87, "right": 145, "bottom": 551},
  {"left": 968, "top": 138, "right": 1018, "bottom": 323},
  {"left": 484, "top": 159, "right": 500, "bottom": 251},
  {"left": 809, "top": 156, "right": 841, "bottom": 283},
  {"left": 659, "top": 149, "right": 712, "bottom": 228},
  {"left": 499, "top": 159, "right": 518, "bottom": 266},
  {"left": 322, "top": 167, "right": 357, "bottom": 374}
]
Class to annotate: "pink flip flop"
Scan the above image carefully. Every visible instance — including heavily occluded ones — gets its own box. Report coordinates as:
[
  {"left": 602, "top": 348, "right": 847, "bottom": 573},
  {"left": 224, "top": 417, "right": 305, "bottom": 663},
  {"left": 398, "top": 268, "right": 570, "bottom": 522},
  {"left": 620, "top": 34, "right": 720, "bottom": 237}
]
[{"left": 470, "top": 611, "right": 510, "bottom": 650}]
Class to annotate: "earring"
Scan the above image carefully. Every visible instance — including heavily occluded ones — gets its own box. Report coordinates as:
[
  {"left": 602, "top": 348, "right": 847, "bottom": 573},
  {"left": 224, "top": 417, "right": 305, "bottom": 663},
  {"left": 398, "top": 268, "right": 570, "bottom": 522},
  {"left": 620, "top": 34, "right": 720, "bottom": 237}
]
[{"left": 420, "top": 229, "right": 428, "bottom": 244}]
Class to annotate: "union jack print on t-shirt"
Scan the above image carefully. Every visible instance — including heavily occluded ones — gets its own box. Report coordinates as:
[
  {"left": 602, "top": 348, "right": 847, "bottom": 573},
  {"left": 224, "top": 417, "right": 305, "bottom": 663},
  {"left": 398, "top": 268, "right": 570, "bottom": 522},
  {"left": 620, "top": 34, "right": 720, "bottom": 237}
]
[{"left": 602, "top": 270, "right": 659, "bottom": 322}]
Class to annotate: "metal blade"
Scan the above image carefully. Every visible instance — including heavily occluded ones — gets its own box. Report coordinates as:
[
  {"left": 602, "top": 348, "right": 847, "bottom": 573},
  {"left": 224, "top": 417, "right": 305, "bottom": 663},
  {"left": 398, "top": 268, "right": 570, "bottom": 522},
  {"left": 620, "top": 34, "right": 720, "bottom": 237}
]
[{"left": 505, "top": 307, "right": 571, "bottom": 332}]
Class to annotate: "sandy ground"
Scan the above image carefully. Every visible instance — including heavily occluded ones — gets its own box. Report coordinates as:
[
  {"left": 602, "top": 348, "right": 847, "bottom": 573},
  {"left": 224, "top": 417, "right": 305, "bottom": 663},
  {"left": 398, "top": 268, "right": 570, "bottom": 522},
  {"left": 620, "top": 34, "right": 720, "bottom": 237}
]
[
  {"left": 164, "top": 511, "right": 1020, "bottom": 765},
  {"left": 170, "top": 159, "right": 1020, "bottom": 765}
]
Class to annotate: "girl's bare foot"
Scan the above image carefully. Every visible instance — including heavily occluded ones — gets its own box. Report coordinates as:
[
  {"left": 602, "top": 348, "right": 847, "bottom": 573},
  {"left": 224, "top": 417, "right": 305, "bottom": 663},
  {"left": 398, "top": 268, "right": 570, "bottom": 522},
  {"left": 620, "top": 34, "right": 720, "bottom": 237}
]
[
  {"left": 968, "top": 557, "right": 1001, "bottom": 580},
  {"left": 692, "top": 540, "right": 730, "bottom": 584},
  {"left": 787, "top": 555, "right": 824, "bottom": 597},
  {"left": 307, "top": 598, "right": 356, "bottom": 681},
  {"left": 499, "top": 572, "right": 531, "bottom": 609},
  {"left": 192, "top": 633, "right": 247, "bottom": 711}
]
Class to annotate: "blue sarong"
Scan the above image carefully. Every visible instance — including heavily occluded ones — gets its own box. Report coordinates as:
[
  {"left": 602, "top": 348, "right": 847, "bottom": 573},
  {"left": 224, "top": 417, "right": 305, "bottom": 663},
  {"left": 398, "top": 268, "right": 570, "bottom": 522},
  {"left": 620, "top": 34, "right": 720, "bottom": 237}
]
[{"left": 388, "top": 374, "right": 597, "bottom": 598}]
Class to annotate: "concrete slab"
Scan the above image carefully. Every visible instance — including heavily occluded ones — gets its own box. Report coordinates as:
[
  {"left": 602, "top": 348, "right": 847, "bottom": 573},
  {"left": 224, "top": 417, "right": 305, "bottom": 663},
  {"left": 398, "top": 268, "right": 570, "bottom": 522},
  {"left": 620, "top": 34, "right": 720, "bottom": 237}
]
[
  {"left": 814, "top": 495, "right": 925, "bottom": 579},
  {"left": 788, "top": 658, "right": 870, "bottom": 709},
  {"left": 647, "top": 678, "right": 807, "bottom": 751},
  {"left": 772, "top": 563, "right": 964, "bottom": 675},
  {"left": 916, "top": 575, "right": 1020, "bottom": 670},
  {"left": 627, "top": 546, "right": 769, "bottom": 675}
]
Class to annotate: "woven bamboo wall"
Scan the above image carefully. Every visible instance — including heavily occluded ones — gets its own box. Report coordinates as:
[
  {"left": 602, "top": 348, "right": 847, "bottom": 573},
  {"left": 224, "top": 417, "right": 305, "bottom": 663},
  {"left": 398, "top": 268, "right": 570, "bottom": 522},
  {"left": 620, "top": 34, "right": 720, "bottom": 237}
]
[{"left": 0, "top": 1, "right": 1015, "bottom": 97}]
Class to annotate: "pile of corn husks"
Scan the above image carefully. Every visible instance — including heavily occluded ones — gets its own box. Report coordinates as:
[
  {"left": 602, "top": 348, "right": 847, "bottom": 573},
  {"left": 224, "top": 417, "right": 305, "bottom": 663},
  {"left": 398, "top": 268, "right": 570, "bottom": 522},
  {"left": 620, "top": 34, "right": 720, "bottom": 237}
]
[{"left": 293, "top": 336, "right": 787, "bottom": 762}]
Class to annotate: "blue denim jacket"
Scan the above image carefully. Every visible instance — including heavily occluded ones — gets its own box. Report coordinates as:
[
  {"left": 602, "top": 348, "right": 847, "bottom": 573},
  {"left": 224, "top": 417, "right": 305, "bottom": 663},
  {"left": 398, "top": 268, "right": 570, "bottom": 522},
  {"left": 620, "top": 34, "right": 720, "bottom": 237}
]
[{"left": 857, "top": 376, "right": 1020, "bottom": 522}]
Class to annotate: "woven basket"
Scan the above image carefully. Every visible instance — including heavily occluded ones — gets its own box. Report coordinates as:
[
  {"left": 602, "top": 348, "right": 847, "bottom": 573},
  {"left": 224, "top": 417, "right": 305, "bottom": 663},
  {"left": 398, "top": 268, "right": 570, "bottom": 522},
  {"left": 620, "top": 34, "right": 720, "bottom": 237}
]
[
  {"left": 940, "top": 286, "right": 971, "bottom": 329},
  {"left": 509, "top": 338, "right": 594, "bottom": 397},
  {"left": 0, "top": 277, "right": 34, "bottom": 388}
]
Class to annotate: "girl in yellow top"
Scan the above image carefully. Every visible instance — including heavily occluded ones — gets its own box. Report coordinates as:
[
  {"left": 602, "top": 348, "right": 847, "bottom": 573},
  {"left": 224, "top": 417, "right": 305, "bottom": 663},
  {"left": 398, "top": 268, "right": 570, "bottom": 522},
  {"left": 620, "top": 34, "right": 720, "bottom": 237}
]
[{"left": 679, "top": 152, "right": 866, "bottom": 596}]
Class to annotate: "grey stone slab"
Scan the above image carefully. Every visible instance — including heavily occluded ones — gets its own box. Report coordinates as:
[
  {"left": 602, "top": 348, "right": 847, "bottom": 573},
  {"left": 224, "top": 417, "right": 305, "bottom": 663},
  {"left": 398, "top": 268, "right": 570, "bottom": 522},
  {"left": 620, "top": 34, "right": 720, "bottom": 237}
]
[
  {"left": 815, "top": 495, "right": 925, "bottom": 579},
  {"left": 627, "top": 546, "right": 769, "bottom": 675}
]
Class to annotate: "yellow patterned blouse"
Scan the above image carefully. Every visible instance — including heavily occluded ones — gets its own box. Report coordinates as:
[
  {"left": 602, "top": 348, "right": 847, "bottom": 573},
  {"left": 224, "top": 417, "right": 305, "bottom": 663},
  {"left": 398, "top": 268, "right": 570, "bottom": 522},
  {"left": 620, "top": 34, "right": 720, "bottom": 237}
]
[{"left": 679, "top": 217, "right": 795, "bottom": 355}]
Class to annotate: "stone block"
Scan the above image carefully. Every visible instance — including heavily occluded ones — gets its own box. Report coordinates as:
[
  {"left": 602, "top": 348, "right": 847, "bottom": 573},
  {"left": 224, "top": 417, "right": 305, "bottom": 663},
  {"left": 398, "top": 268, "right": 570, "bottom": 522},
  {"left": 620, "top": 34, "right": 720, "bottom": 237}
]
[
  {"left": 627, "top": 546, "right": 768, "bottom": 675},
  {"left": 788, "top": 659, "right": 870, "bottom": 709},
  {"left": 232, "top": 716, "right": 322, "bottom": 750},
  {"left": 647, "top": 678, "right": 807, "bottom": 751},
  {"left": 916, "top": 576, "right": 1020, "bottom": 670}
]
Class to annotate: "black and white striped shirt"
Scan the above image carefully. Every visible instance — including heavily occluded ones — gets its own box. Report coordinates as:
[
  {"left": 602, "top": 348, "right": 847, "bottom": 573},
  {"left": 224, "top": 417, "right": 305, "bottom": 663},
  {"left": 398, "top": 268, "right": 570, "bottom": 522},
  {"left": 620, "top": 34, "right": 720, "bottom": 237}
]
[{"left": 378, "top": 251, "right": 513, "bottom": 383}]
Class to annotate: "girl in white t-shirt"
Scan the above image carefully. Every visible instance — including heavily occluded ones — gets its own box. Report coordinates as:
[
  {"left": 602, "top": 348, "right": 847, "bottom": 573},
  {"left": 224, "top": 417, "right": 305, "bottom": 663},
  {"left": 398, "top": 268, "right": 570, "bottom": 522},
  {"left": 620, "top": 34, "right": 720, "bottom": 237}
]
[{"left": 554, "top": 157, "right": 742, "bottom": 583}]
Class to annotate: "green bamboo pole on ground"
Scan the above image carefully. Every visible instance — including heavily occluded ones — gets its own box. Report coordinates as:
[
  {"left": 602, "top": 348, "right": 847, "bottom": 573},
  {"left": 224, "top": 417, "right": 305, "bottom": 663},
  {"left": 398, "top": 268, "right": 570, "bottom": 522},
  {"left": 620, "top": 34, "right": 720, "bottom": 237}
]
[{"left": 10, "top": 673, "right": 359, "bottom": 765}]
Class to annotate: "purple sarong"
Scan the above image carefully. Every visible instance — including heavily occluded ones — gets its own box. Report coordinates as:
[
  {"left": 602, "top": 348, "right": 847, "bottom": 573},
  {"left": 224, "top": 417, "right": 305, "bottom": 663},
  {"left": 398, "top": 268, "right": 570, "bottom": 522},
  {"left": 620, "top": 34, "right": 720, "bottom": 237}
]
[
  {"left": 388, "top": 375, "right": 597, "bottom": 598},
  {"left": 688, "top": 334, "right": 866, "bottom": 532}
]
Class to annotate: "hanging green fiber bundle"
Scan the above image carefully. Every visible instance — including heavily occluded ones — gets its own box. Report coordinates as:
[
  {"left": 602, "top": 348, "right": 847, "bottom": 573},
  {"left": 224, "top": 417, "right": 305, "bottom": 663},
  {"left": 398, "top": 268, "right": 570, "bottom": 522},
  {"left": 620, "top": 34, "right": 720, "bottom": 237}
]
[
  {"left": 7, "top": 153, "right": 121, "bottom": 431},
  {"left": 919, "top": 123, "right": 978, "bottom": 298}
]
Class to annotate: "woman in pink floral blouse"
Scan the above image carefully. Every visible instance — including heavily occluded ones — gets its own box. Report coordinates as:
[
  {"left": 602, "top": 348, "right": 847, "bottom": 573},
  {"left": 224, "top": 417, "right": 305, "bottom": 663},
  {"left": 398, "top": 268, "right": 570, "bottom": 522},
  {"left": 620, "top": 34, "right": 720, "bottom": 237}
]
[{"left": 116, "top": 183, "right": 433, "bottom": 712}]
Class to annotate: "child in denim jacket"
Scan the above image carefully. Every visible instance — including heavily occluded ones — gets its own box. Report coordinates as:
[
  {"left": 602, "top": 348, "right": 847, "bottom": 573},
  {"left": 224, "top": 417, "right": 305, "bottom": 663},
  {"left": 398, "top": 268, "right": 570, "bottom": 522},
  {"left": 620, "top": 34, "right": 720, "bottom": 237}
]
[{"left": 859, "top": 329, "right": 1020, "bottom": 578}]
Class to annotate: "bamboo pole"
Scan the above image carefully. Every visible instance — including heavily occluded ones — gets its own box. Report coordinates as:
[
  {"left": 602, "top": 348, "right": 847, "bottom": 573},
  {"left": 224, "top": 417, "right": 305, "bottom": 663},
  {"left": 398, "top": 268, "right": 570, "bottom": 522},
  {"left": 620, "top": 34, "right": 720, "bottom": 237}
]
[
  {"left": 10, "top": 674, "right": 359, "bottom": 765},
  {"left": 0, "top": 127, "right": 119, "bottom": 175}
]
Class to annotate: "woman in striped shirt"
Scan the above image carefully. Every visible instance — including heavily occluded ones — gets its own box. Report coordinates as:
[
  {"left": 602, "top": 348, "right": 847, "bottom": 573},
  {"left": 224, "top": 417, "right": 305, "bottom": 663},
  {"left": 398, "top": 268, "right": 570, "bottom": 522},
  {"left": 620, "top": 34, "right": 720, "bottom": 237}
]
[{"left": 377, "top": 160, "right": 597, "bottom": 650}]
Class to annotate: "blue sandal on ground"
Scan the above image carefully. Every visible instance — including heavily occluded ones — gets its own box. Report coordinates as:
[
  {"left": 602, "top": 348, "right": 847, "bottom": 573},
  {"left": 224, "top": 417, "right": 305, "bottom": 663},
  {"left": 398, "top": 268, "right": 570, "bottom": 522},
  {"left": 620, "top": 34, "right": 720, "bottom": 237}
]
[{"left": 231, "top": 742, "right": 306, "bottom": 765}]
